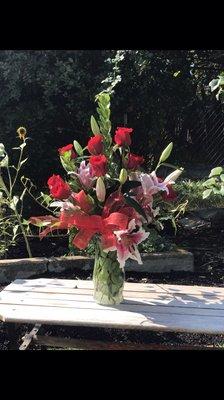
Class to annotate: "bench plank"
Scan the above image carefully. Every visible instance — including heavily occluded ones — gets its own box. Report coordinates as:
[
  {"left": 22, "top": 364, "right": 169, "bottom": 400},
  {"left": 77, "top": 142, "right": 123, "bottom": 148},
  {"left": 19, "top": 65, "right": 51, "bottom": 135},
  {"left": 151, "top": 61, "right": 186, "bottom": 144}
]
[
  {"left": 1, "top": 291, "right": 224, "bottom": 311},
  {"left": 1, "top": 278, "right": 224, "bottom": 334}
]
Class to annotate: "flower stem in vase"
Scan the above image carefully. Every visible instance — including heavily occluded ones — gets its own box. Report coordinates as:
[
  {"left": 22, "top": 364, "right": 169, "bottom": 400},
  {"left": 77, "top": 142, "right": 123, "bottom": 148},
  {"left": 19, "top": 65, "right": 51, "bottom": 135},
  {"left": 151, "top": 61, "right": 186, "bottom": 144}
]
[{"left": 93, "top": 245, "right": 125, "bottom": 305}]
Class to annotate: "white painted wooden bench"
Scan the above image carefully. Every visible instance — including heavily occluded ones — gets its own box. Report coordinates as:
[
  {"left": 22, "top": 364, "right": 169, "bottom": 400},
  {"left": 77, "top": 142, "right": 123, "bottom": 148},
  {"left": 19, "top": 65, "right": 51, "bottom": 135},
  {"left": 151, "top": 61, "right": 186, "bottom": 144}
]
[{"left": 0, "top": 278, "right": 224, "bottom": 350}]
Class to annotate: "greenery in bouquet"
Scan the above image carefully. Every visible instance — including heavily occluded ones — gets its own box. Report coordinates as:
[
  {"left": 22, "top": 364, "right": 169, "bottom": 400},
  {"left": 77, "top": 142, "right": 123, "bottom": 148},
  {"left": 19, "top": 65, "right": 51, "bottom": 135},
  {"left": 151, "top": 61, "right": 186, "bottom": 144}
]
[{"left": 29, "top": 93, "right": 184, "bottom": 268}]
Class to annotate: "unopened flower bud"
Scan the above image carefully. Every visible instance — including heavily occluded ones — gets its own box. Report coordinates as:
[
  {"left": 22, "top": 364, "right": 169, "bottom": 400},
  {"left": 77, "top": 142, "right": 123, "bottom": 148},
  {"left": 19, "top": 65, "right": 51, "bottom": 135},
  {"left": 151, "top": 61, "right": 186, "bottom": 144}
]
[
  {"left": 164, "top": 168, "right": 183, "bottom": 184},
  {"left": 17, "top": 127, "right": 27, "bottom": 140},
  {"left": 119, "top": 168, "right": 128, "bottom": 184},
  {"left": 96, "top": 177, "right": 106, "bottom": 202}
]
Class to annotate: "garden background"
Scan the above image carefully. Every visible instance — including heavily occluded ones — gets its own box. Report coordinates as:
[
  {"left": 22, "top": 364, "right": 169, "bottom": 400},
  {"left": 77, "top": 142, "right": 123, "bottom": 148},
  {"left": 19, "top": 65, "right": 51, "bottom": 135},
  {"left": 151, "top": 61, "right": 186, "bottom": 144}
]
[{"left": 1, "top": 50, "right": 223, "bottom": 188}]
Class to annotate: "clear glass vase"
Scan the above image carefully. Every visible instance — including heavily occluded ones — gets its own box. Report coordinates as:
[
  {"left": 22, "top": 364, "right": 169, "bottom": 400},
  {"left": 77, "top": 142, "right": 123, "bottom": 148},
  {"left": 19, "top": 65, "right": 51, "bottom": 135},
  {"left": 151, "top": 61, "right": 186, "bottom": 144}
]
[{"left": 93, "top": 245, "right": 125, "bottom": 305}]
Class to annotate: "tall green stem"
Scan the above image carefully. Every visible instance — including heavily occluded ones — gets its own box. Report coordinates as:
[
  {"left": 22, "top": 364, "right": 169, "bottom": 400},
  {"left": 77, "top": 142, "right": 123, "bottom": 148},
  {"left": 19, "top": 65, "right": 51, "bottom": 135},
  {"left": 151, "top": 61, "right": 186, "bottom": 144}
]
[
  {"left": 2, "top": 175, "right": 32, "bottom": 258},
  {"left": 13, "top": 206, "right": 32, "bottom": 258},
  {"left": 11, "top": 143, "right": 24, "bottom": 190}
]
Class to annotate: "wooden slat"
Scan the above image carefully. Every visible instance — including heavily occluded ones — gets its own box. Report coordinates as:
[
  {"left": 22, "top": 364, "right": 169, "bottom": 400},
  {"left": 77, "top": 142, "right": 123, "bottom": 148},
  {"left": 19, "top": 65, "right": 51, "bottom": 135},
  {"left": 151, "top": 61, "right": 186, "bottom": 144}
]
[
  {"left": 4, "top": 279, "right": 164, "bottom": 294},
  {"left": 1, "top": 303, "right": 224, "bottom": 333},
  {"left": 157, "top": 283, "right": 224, "bottom": 297},
  {"left": 1, "top": 278, "right": 224, "bottom": 335},
  {"left": 19, "top": 324, "right": 41, "bottom": 350},
  {"left": 5, "top": 279, "right": 224, "bottom": 297},
  {"left": 1, "top": 291, "right": 224, "bottom": 311}
]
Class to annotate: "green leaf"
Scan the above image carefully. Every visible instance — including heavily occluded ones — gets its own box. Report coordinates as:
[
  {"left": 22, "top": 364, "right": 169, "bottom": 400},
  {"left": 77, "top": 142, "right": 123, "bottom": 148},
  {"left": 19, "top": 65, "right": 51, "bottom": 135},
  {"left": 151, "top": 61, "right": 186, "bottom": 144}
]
[
  {"left": 213, "top": 187, "right": 221, "bottom": 194},
  {"left": 90, "top": 116, "right": 100, "bottom": 135},
  {"left": 218, "top": 76, "right": 224, "bottom": 86},
  {"left": 60, "top": 153, "right": 75, "bottom": 173},
  {"left": 209, "top": 79, "right": 219, "bottom": 92},
  {"left": 0, "top": 154, "right": 9, "bottom": 167},
  {"left": 9, "top": 195, "right": 19, "bottom": 211},
  {"left": 20, "top": 188, "right": 27, "bottom": 201},
  {"left": 73, "top": 140, "right": 83, "bottom": 156},
  {"left": 0, "top": 143, "right": 5, "bottom": 156},
  {"left": 22, "top": 219, "right": 30, "bottom": 225},
  {"left": 173, "top": 71, "right": 181, "bottom": 77},
  {"left": 216, "top": 88, "right": 224, "bottom": 101},
  {"left": 20, "top": 157, "right": 28, "bottom": 166},
  {"left": 202, "top": 189, "right": 213, "bottom": 199},
  {"left": 40, "top": 192, "right": 52, "bottom": 206},
  {"left": 202, "top": 177, "right": 217, "bottom": 187},
  {"left": 209, "top": 167, "right": 223, "bottom": 177},
  {"left": 20, "top": 142, "right": 26, "bottom": 150},
  {"left": 123, "top": 193, "right": 148, "bottom": 221},
  {"left": 220, "top": 174, "right": 224, "bottom": 182},
  {"left": 158, "top": 142, "right": 173, "bottom": 164}
]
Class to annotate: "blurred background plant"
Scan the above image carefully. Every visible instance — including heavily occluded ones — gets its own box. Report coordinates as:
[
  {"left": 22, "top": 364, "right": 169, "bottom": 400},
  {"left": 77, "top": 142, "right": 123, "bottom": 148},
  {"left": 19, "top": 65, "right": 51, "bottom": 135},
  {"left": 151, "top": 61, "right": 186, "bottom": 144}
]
[
  {"left": 0, "top": 128, "right": 32, "bottom": 257},
  {"left": 0, "top": 49, "right": 223, "bottom": 194}
]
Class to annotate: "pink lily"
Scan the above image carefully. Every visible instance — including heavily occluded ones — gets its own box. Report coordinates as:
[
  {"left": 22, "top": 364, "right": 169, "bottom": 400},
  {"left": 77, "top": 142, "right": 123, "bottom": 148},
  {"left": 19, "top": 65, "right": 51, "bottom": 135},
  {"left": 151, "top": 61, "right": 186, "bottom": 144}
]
[
  {"left": 102, "top": 219, "right": 149, "bottom": 269},
  {"left": 73, "top": 160, "right": 95, "bottom": 189}
]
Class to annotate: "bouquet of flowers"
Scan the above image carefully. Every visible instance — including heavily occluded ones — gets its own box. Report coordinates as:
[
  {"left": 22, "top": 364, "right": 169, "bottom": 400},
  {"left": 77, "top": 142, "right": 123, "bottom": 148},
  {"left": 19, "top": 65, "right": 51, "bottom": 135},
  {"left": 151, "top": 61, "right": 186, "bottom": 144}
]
[{"left": 30, "top": 93, "right": 183, "bottom": 305}]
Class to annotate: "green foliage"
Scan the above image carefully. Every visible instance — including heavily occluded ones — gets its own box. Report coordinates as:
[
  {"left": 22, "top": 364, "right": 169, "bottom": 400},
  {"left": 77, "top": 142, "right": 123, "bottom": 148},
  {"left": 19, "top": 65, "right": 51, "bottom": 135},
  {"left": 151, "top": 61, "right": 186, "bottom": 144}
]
[
  {"left": 95, "top": 92, "right": 112, "bottom": 145},
  {"left": 0, "top": 49, "right": 223, "bottom": 190},
  {"left": 138, "top": 229, "right": 176, "bottom": 253},
  {"left": 209, "top": 72, "right": 224, "bottom": 102},
  {"left": 0, "top": 50, "right": 109, "bottom": 188},
  {"left": 202, "top": 167, "right": 224, "bottom": 198},
  {"left": 0, "top": 137, "right": 32, "bottom": 258},
  {"left": 175, "top": 179, "right": 224, "bottom": 209}
]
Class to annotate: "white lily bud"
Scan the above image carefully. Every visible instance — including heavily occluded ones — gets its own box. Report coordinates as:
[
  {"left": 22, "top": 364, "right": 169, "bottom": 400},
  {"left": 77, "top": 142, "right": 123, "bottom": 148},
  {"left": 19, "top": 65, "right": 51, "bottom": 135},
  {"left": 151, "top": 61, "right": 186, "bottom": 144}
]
[
  {"left": 164, "top": 168, "right": 183, "bottom": 184},
  {"left": 119, "top": 168, "right": 128, "bottom": 184},
  {"left": 96, "top": 177, "right": 106, "bottom": 202}
]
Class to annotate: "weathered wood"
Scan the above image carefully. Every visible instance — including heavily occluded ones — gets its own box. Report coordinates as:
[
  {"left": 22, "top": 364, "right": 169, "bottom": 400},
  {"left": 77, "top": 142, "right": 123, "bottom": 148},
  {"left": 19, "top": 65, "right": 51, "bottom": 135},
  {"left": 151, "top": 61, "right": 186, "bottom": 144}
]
[
  {"left": 1, "top": 279, "right": 224, "bottom": 335},
  {"left": 19, "top": 324, "right": 41, "bottom": 350},
  {"left": 5, "top": 278, "right": 224, "bottom": 297},
  {"left": 2, "top": 292, "right": 224, "bottom": 313},
  {"left": 1, "top": 303, "right": 224, "bottom": 334}
]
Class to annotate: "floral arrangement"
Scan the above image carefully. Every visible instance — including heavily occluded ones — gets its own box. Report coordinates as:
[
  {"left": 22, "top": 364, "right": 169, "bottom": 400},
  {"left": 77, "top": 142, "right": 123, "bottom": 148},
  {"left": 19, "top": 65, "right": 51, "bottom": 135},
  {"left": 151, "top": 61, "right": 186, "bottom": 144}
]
[{"left": 29, "top": 93, "right": 183, "bottom": 304}]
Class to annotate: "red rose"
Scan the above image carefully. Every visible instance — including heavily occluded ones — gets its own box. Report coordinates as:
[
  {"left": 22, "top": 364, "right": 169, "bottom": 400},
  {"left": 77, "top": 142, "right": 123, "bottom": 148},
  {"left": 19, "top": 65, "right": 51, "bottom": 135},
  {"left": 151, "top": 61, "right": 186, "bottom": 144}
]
[
  {"left": 87, "top": 135, "right": 103, "bottom": 155},
  {"left": 58, "top": 144, "right": 76, "bottom": 159},
  {"left": 72, "top": 190, "right": 93, "bottom": 214},
  {"left": 89, "top": 155, "right": 107, "bottom": 177},
  {"left": 114, "top": 127, "right": 133, "bottom": 146},
  {"left": 127, "top": 153, "right": 144, "bottom": 170},
  {"left": 47, "top": 175, "right": 71, "bottom": 199}
]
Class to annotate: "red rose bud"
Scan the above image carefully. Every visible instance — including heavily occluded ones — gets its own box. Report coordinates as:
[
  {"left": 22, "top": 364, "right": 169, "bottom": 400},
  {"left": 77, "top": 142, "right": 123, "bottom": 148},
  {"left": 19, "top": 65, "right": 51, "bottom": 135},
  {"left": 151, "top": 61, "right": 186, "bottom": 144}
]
[
  {"left": 89, "top": 155, "right": 107, "bottom": 177},
  {"left": 87, "top": 135, "right": 103, "bottom": 155},
  {"left": 162, "top": 184, "right": 177, "bottom": 201},
  {"left": 127, "top": 153, "right": 144, "bottom": 170},
  {"left": 47, "top": 175, "right": 71, "bottom": 200},
  {"left": 58, "top": 144, "right": 76, "bottom": 159},
  {"left": 72, "top": 190, "right": 93, "bottom": 213},
  {"left": 114, "top": 127, "right": 133, "bottom": 146}
]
